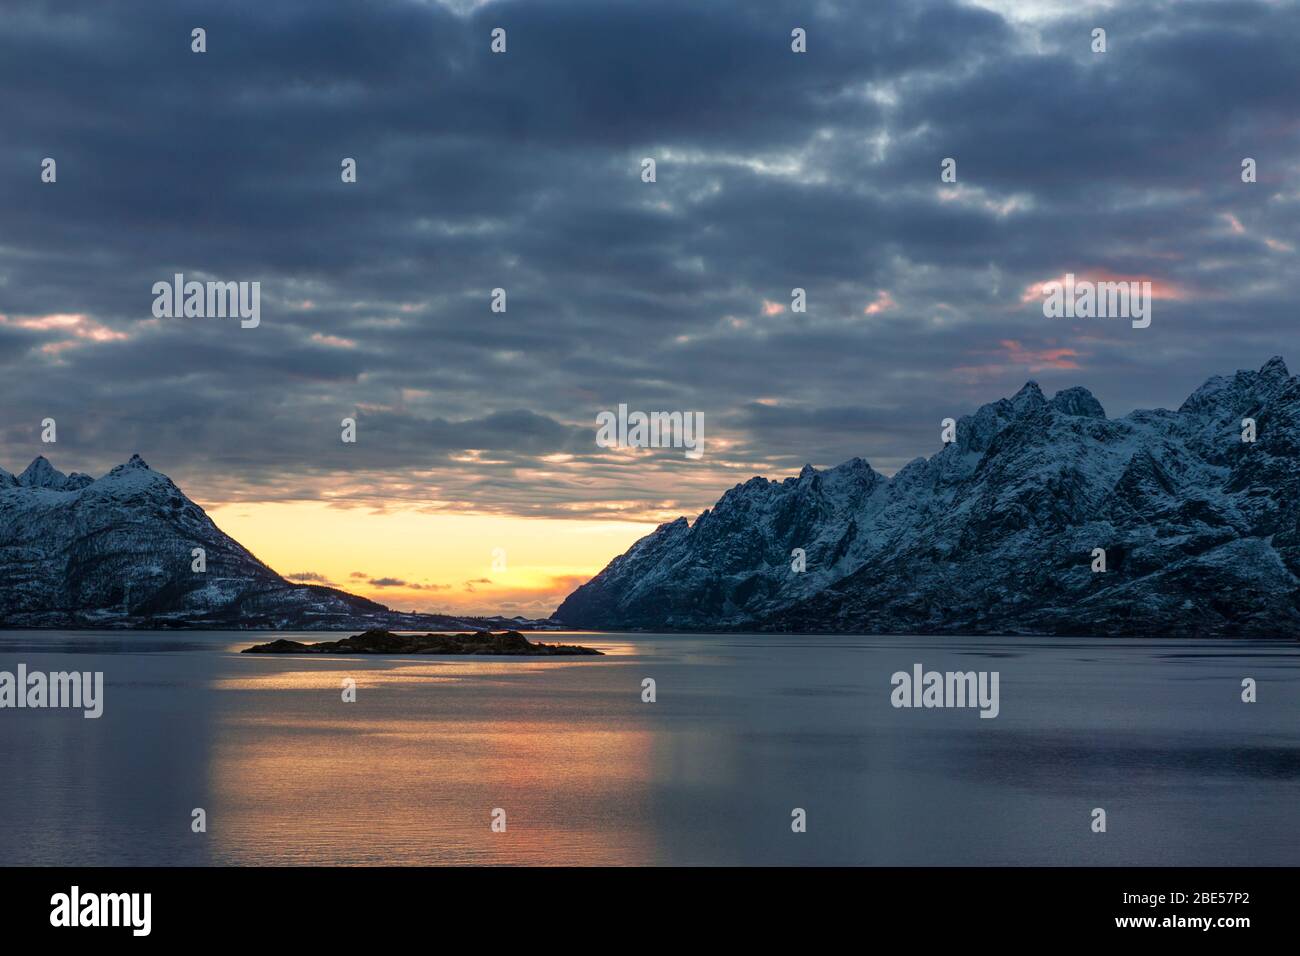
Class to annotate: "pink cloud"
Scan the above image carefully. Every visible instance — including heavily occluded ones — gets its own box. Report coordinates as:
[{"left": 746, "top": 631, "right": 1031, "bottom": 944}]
[
  {"left": 864, "top": 290, "right": 896, "bottom": 315},
  {"left": 310, "top": 332, "right": 357, "bottom": 349},
  {"left": 998, "top": 339, "right": 1081, "bottom": 370},
  {"left": 1021, "top": 271, "right": 1187, "bottom": 304},
  {"left": 952, "top": 340, "right": 1083, "bottom": 383},
  {"left": 0, "top": 312, "right": 129, "bottom": 354},
  {"left": 761, "top": 299, "right": 786, "bottom": 316}
]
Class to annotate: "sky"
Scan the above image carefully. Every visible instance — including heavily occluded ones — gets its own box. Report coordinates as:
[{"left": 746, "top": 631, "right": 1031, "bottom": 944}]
[{"left": 1, "top": 0, "right": 1298, "bottom": 616}]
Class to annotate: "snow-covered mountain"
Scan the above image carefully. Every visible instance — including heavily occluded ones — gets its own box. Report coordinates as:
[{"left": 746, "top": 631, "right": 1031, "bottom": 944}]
[
  {"left": 0, "top": 454, "right": 547, "bottom": 630},
  {"left": 555, "top": 357, "right": 1300, "bottom": 637}
]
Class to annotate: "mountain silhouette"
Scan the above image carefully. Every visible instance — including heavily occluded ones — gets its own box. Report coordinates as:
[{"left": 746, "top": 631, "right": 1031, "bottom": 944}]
[
  {"left": 556, "top": 357, "right": 1300, "bottom": 637},
  {"left": 0, "top": 454, "right": 537, "bottom": 631}
]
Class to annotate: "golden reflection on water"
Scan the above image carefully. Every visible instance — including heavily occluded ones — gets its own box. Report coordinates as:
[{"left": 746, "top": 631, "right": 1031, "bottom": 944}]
[
  {"left": 213, "top": 655, "right": 628, "bottom": 691},
  {"left": 206, "top": 650, "right": 659, "bottom": 865}
]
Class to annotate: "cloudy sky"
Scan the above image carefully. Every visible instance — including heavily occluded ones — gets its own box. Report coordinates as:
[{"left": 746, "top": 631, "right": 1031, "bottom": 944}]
[{"left": 2, "top": 0, "right": 1298, "bottom": 615}]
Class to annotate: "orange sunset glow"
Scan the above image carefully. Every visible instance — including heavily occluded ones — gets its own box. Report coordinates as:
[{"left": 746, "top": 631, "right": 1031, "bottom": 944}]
[{"left": 205, "top": 501, "right": 655, "bottom": 617}]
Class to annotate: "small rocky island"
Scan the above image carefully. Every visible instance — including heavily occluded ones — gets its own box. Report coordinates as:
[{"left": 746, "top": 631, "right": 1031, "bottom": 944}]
[{"left": 242, "top": 628, "right": 603, "bottom": 656}]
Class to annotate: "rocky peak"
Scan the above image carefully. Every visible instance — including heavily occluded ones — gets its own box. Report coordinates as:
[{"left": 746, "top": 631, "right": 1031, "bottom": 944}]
[
  {"left": 1050, "top": 386, "right": 1106, "bottom": 419},
  {"left": 99, "top": 454, "right": 166, "bottom": 491},
  {"left": 1180, "top": 356, "right": 1294, "bottom": 417},
  {"left": 830, "top": 456, "right": 872, "bottom": 474},
  {"left": 1009, "top": 380, "right": 1046, "bottom": 413},
  {"left": 1259, "top": 354, "right": 1290, "bottom": 385},
  {"left": 18, "top": 456, "right": 70, "bottom": 489},
  {"left": 1261, "top": 354, "right": 1288, "bottom": 374},
  {"left": 822, "top": 456, "right": 881, "bottom": 495}
]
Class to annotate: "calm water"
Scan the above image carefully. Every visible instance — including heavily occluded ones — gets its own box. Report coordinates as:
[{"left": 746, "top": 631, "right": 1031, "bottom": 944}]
[{"left": 0, "top": 631, "right": 1296, "bottom": 866}]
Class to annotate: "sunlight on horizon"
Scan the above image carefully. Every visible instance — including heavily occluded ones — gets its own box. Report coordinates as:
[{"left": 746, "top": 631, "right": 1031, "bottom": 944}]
[{"left": 206, "top": 501, "right": 655, "bottom": 618}]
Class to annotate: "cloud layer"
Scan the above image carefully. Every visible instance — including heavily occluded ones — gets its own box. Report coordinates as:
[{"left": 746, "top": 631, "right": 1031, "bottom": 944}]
[{"left": 2, "top": 0, "right": 1298, "bottom": 523}]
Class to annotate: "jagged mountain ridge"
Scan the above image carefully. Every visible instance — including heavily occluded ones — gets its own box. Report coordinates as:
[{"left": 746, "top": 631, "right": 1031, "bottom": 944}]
[
  {"left": 555, "top": 356, "right": 1300, "bottom": 636},
  {"left": 0, "top": 454, "right": 549, "bottom": 630}
]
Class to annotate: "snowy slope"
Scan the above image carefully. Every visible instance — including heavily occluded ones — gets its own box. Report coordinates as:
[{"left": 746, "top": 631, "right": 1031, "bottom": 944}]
[
  {"left": 0, "top": 454, "right": 545, "bottom": 631},
  {"left": 555, "top": 357, "right": 1300, "bottom": 637}
]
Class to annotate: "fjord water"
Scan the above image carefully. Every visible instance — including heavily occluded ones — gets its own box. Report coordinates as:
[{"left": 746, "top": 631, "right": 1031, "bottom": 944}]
[{"left": 0, "top": 631, "right": 1296, "bottom": 866}]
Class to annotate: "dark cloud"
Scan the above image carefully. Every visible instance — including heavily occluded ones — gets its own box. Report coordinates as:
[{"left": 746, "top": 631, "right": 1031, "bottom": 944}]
[
  {"left": 1, "top": 0, "right": 1298, "bottom": 519},
  {"left": 286, "top": 571, "right": 334, "bottom": 584}
]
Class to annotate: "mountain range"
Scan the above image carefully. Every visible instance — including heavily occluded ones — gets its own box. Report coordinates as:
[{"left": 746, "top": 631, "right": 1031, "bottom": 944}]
[
  {"left": 554, "top": 356, "right": 1300, "bottom": 637},
  {"left": 7, "top": 357, "right": 1299, "bottom": 636},
  {"left": 0, "top": 454, "right": 550, "bottom": 631}
]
